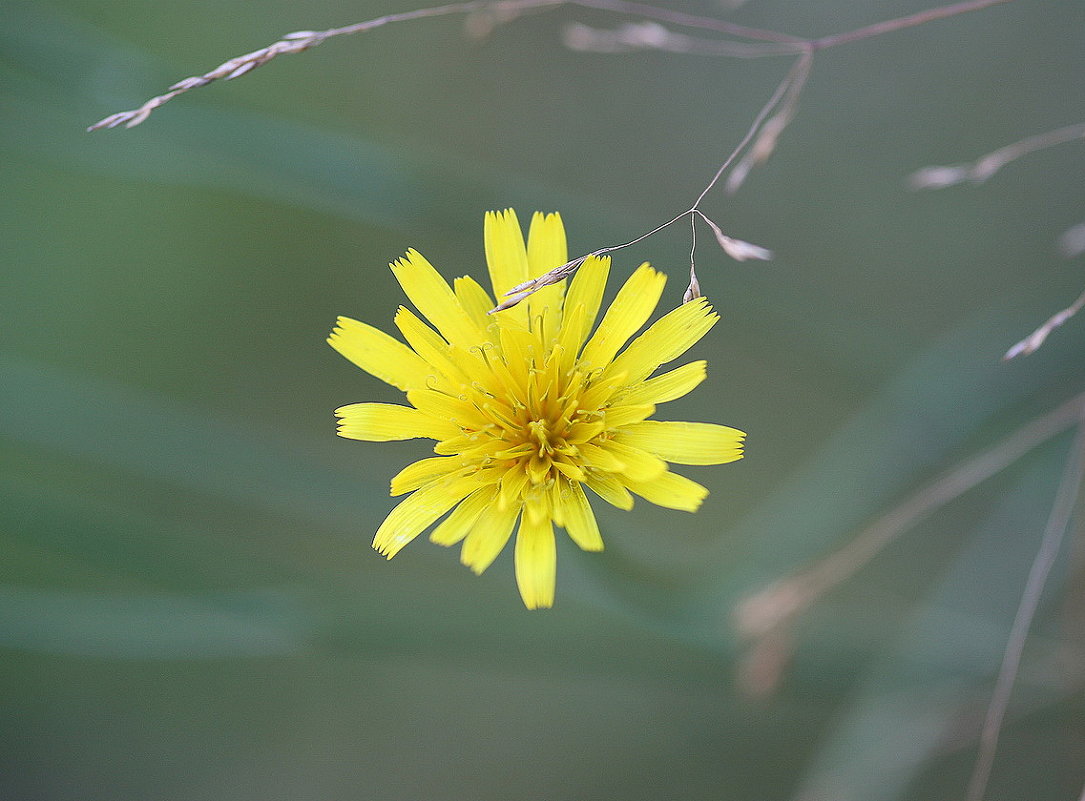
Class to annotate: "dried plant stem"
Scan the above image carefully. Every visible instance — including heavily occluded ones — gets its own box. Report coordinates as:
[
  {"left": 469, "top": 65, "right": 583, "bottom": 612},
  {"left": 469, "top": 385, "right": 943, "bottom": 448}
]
[
  {"left": 910, "top": 122, "right": 1085, "bottom": 189},
  {"left": 696, "top": 51, "right": 811, "bottom": 206},
  {"left": 1003, "top": 287, "right": 1085, "bottom": 361},
  {"left": 87, "top": 0, "right": 561, "bottom": 130},
  {"left": 87, "top": 0, "right": 1020, "bottom": 305},
  {"left": 810, "top": 0, "right": 1014, "bottom": 50},
  {"left": 1060, "top": 223, "right": 1085, "bottom": 259},
  {"left": 965, "top": 423, "right": 1085, "bottom": 801},
  {"left": 908, "top": 122, "right": 1085, "bottom": 359},
  {"left": 685, "top": 212, "right": 701, "bottom": 302},
  {"left": 563, "top": 22, "right": 805, "bottom": 58},
  {"left": 88, "top": 0, "right": 1012, "bottom": 131},
  {"left": 735, "top": 390, "right": 1085, "bottom": 641},
  {"left": 498, "top": 0, "right": 1005, "bottom": 306},
  {"left": 87, "top": 0, "right": 810, "bottom": 132},
  {"left": 722, "top": 50, "right": 812, "bottom": 195},
  {"left": 966, "top": 122, "right": 1085, "bottom": 180},
  {"left": 566, "top": 0, "right": 803, "bottom": 44},
  {"left": 566, "top": 0, "right": 1014, "bottom": 58},
  {"left": 495, "top": 52, "right": 803, "bottom": 310}
]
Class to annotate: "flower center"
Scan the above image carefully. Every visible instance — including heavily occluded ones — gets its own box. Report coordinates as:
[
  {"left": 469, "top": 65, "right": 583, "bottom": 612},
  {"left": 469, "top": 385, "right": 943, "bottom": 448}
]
[
  {"left": 527, "top": 419, "right": 554, "bottom": 454},
  {"left": 462, "top": 344, "right": 601, "bottom": 495},
  {"left": 507, "top": 398, "right": 591, "bottom": 488}
]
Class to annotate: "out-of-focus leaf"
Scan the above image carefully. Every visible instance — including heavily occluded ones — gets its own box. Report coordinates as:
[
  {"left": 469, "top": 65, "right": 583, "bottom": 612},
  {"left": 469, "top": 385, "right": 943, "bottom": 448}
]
[
  {"left": 0, "top": 584, "right": 306, "bottom": 659},
  {"left": 0, "top": 354, "right": 376, "bottom": 528},
  {"left": 789, "top": 445, "right": 1076, "bottom": 801},
  {"left": 0, "top": 2, "right": 596, "bottom": 232}
]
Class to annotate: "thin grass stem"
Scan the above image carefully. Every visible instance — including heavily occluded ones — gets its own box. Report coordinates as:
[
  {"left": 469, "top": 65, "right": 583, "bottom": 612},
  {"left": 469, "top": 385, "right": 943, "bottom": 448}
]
[{"left": 965, "top": 422, "right": 1085, "bottom": 801}]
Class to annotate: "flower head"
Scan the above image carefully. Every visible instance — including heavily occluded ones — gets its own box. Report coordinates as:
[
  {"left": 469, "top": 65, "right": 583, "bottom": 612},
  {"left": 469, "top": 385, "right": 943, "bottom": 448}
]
[{"left": 329, "top": 210, "right": 744, "bottom": 609}]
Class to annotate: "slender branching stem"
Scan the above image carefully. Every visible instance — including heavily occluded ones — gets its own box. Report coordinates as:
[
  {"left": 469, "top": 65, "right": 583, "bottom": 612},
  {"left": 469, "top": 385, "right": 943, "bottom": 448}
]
[
  {"left": 685, "top": 212, "right": 700, "bottom": 302},
  {"left": 693, "top": 51, "right": 811, "bottom": 209},
  {"left": 1004, "top": 287, "right": 1085, "bottom": 361},
  {"left": 908, "top": 122, "right": 1085, "bottom": 357},
  {"left": 965, "top": 422, "right": 1085, "bottom": 801},
  {"left": 911, "top": 122, "right": 1085, "bottom": 189},
  {"left": 811, "top": 0, "right": 1015, "bottom": 50},
  {"left": 85, "top": 0, "right": 1020, "bottom": 308},
  {"left": 735, "top": 390, "right": 1085, "bottom": 641},
  {"left": 566, "top": 0, "right": 804, "bottom": 44}
]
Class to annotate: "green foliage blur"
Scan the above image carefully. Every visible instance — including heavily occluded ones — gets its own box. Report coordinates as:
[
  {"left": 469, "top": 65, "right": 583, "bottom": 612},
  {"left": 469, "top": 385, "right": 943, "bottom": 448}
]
[{"left": 2, "top": 1, "right": 1084, "bottom": 799}]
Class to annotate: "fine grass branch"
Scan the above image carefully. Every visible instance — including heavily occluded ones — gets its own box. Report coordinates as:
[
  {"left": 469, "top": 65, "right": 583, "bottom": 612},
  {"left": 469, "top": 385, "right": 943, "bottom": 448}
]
[
  {"left": 909, "top": 122, "right": 1085, "bottom": 190},
  {"left": 735, "top": 393, "right": 1085, "bottom": 798},
  {"left": 86, "top": 0, "right": 1013, "bottom": 132},
  {"left": 84, "top": 0, "right": 800, "bottom": 133},
  {"left": 87, "top": 0, "right": 1016, "bottom": 307},
  {"left": 734, "top": 389, "right": 1085, "bottom": 683},
  {"left": 910, "top": 122, "right": 1085, "bottom": 359},
  {"left": 965, "top": 423, "right": 1085, "bottom": 801}
]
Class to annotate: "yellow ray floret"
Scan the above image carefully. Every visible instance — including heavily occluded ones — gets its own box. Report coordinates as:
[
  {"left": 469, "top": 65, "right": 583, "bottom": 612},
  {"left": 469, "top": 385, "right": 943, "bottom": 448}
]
[{"left": 329, "top": 209, "right": 745, "bottom": 609}]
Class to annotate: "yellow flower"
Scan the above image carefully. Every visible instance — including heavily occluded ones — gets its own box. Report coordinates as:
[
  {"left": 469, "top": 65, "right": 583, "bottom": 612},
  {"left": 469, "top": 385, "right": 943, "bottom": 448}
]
[{"left": 329, "top": 210, "right": 744, "bottom": 609}]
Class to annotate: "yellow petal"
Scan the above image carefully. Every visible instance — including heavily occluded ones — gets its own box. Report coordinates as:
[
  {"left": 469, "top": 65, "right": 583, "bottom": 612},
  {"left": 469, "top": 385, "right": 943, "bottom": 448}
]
[
  {"left": 406, "top": 388, "right": 485, "bottom": 429},
  {"left": 373, "top": 473, "right": 476, "bottom": 558},
  {"left": 579, "top": 264, "right": 666, "bottom": 370},
  {"left": 527, "top": 453, "right": 551, "bottom": 485},
  {"left": 546, "top": 479, "right": 567, "bottom": 527},
  {"left": 484, "top": 209, "right": 530, "bottom": 325},
  {"left": 515, "top": 514, "right": 556, "bottom": 610},
  {"left": 433, "top": 432, "right": 508, "bottom": 457},
  {"left": 327, "top": 316, "right": 430, "bottom": 391},
  {"left": 605, "top": 297, "right": 718, "bottom": 384},
  {"left": 523, "top": 494, "right": 552, "bottom": 526},
  {"left": 393, "top": 306, "right": 465, "bottom": 387},
  {"left": 616, "top": 421, "right": 746, "bottom": 465},
  {"left": 551, "top": 459, "right": 586, "bottom": 482},
  {"left": 390, "top": 456, "right": 461, "bottom": 496},
  {"left": 561, "top": 255, "right": 611, "bottom": 352},
  {"left": 566, "top": 419, "right": 605, "bottom": 445},
  {"left": 560, "top": 479, "right": 603, "bottom": 552},
  {"left": 495, "top": 323, "right": 535, "bottom": 399},
  {"left": 461, "top": 500, "right": 520, "bottom": 574},
  {"left": 601, "top": 440, "right": 667, "bottom": 482},
  {"left": 526, "top": 211, "right": 568, "bottom": 280},
  {"left": 391, "top": 249, "right": 488, "bottom": 349},
  {"left": 430, "top": 486, "right": 497, "bottom": 546},
  {"left": 555, "top": 303, "right": 585, "bottom": 375},
  {"left": 525, "top": 211, "right": 567, "bottom": 330},
  {"left": 601, "top": 403, "right": 655, "bottom": 430},
  {"left": 584, "top": 470, "right": 634, "bottom": 510},
  {"left": 579, "top": 371, "right": 629, "bottom": 414},
  {"left": 334, "top": 403, "right": 457, "bottom": 441},
  {"left": 617, "top": 360, "right": 707, "bottom": 406},
  {"left": 624, "top": 470, "right": 709, "bottom": 512},
  {"left": 497, "top": 466, "right": 530, "bottom": 510},
  {"left": 454, "top": 275, "right": 496, "bottom": 329},
  {"left": 577, "top": 442, "right": 626, "bottom": 473}
]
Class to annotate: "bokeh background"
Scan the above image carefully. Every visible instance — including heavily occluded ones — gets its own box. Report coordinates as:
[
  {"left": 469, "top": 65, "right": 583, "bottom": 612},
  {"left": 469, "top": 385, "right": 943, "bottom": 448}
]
[{"left": 3, "top": 1, "right": 1085, "bottom": 799}]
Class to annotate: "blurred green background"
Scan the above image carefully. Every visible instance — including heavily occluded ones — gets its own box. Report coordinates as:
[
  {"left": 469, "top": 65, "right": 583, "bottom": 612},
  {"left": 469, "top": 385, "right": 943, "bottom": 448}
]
[{"left": 3, "top": 1, "right": 1085, "bottom": 799}]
